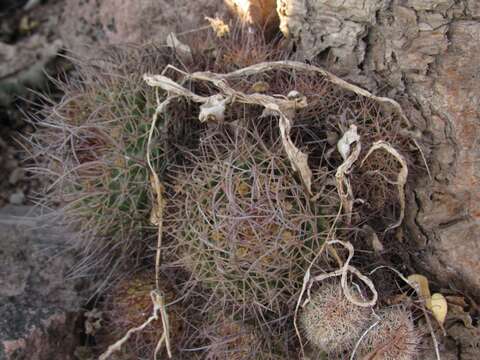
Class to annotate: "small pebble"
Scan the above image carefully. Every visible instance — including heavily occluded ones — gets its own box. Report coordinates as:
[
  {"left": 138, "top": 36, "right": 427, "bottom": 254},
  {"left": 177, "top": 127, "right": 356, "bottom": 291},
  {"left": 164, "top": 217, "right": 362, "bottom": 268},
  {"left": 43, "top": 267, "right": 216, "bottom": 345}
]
[
  {"left": 9, "top": 168, "right": 24, "bottom": 185},
  {"left": 326, "top": 131, "right": 339, "bottom": 146},
  {"left": 9, "top": 191, "right": 25, "bottom": 205}
]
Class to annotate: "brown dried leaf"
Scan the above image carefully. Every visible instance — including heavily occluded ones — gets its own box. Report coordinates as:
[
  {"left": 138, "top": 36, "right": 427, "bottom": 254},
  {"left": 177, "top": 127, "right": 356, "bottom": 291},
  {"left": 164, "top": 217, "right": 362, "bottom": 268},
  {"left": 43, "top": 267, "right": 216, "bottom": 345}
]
[
  {"left": 145, "top": 60, "right": 409, "bottom": 199},
  {"left": 278, "top": 112, "right": 313, "bottom": 195},
  {"left": 447, "top": 303, "right": 474, "bottom": 328},
  {"left": 99, "top": 290, "right": 171, "bottom": 360},
  {"left": 407, "top": 274, "right": 431, "bottom": 299},
  {"left": 306, "top": 240, "right": 378, "bottom": 308}
]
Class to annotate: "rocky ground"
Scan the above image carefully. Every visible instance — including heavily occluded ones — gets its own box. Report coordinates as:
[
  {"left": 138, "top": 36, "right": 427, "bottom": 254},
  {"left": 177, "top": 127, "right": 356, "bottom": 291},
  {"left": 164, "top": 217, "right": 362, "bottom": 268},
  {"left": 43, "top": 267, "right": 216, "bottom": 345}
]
[{"left": 0, "top": 206, "right": 86, "bottom": 359}]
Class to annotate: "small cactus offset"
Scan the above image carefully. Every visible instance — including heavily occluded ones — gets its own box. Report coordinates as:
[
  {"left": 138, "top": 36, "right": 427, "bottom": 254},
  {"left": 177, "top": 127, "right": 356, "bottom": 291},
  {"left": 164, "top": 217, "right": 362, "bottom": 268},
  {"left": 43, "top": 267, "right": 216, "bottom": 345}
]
[
  {"left": 358, "top": 307, "right": 419, "bottom": 360},
  {"left": 96, "top": 271, "right": 183, "bottom": 359},
  {"left": 300, "top": 281, "right": 372, "bottom": 356},
  {"left": 201, "top": 316, "right": 265, "bottom": 360},
  {"left": 168, "top": 123, "right": 326, "bottom": 323}
]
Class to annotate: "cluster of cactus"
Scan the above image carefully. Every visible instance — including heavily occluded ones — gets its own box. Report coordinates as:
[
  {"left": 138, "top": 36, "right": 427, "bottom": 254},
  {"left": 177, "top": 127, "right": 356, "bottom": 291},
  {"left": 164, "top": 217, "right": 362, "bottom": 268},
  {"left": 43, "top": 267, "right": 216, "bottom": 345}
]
[
  {"left": 300, "top": 281, "right": 419, "bottom": 359},
  {"left": 168, "top": 124, "right": 325, "bottom": 322},
  {"left": 27, "top": 16, "right": 425, "bottom": 358}
]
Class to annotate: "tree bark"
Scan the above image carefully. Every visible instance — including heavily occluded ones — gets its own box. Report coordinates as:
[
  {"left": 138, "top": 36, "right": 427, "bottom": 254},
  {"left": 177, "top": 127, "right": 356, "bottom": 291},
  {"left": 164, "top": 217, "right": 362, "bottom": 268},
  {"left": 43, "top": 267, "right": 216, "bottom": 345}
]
[{"left": 277, "top": 0, "right": 480, "bottom": 297}]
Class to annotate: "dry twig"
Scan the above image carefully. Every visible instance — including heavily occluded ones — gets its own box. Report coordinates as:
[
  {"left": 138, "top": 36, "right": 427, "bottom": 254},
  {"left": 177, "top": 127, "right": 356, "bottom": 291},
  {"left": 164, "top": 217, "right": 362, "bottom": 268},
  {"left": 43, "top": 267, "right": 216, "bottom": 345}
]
[{"left": 360, "top": 141, "right": 408, "bottom": 233}]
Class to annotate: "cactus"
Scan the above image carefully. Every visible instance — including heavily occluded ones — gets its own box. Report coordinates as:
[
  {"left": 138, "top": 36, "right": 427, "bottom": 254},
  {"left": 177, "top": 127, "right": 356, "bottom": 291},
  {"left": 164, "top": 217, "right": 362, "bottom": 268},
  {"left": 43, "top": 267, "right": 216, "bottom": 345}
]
[
  {"left": 167, "top": 123, "right": 326, "bottom": 323},
  {"left": 201, "top": 315, "right": 266, "bottom": 360},
  {"left": 97, "top": 271, "right": 183, "bottom": 359},
  {"left": 299, "top": 281, "right": 371, "bottom": 356},
  {"left": 27, "top": 46, "right": 182, "bottom": 288},
  {"left": 358, "top": 307, "right": 419, "bottom": 360}
]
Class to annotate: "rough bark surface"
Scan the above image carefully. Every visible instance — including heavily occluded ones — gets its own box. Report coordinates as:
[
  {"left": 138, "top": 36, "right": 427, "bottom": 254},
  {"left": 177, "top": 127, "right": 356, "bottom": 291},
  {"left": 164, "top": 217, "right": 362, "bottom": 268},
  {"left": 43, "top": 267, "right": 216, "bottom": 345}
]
[
  {"left": 0, "top": 206, "right": 85, "bottom": 360},
  {"left": 278, "top": 0, "right": 480, "bottom": 297}
]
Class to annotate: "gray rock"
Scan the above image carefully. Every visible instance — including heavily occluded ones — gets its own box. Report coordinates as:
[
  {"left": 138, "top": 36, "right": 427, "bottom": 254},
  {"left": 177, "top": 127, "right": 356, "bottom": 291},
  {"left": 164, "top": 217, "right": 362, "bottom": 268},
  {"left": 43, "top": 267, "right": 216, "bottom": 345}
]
[
  {"left": 278, "top": 0, "right": 384, "bottom": 67},
  {"left": 8, "top": 191, "right": 25, "bottom": 205},
  {"left": 0, "top": 36, "right": 61, "bottom": 107},
  {"left": 0, "top": 206, "right": 86, "bottom": 360},
  {"left": 8, "top": 168, "right": 24, "bottom": 185}
]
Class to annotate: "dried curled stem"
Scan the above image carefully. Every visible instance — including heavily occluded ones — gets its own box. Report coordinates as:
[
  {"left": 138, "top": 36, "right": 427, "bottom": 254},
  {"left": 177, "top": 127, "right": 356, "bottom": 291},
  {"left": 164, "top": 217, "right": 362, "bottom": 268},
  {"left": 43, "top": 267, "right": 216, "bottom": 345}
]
[
  {"left": 144, "top": 60, "right": 411, "bottom": 198},
  {"left": 304, "top": 240, "right": 378, "bottom": 308},
  {"left": 99, "top": 290, "right": 171, "bottom": 360},
  {"left": 361, "top": 141, "right": 408, "bottom": 233},
  {"left": 100, "top": 90, "right": 173, "bottom": 360}
]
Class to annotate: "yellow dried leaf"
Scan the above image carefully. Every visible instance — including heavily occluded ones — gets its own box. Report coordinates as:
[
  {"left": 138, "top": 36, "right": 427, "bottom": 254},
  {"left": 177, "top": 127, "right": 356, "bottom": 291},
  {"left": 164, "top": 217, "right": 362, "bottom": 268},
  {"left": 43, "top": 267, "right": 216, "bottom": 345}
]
[
  {"left": 407, "top": 274, "right": 431, "bottom": 299},
  {"left": 205, "top": 17, "right": 230, "bottom": 37},
  {"left": 19, "top": 16, "right": 39, "bottom": 33},
  {"left": 427, "top": 293, "right": 448, "bottom": 326}
]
